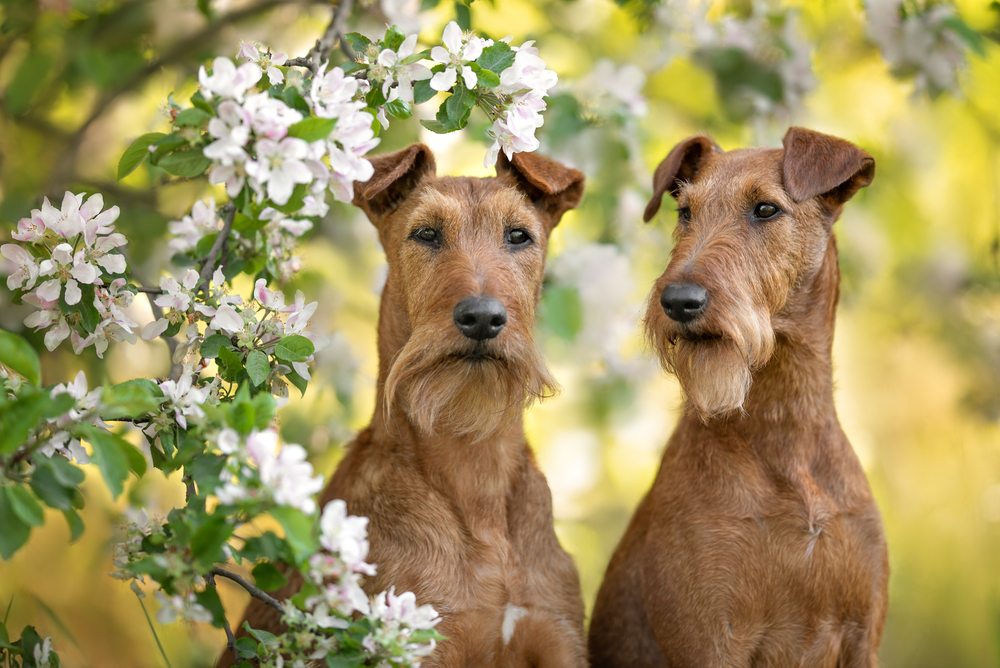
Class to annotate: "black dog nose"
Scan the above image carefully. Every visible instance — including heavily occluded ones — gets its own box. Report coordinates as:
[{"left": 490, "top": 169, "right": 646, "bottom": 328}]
[
  {"left": 453, "top": 296, "right": 507, "bottom": 340},
  {"left": 660, "top": 282, "right": 708, "bottom": 323}
]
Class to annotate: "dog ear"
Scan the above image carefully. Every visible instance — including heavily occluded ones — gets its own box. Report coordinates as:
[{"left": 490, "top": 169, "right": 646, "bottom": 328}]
[
  {"left": 354, "top": 143, "right": 436, "bottom": 223},
  {"left": 782, "top": 127, "right": 875, "bottom": 207},
  {"left": 643, "top": 135, "right": 720, "bottom": 222},
  {"left": 496, "top": 150, "right": 585, "bottom": 232}
]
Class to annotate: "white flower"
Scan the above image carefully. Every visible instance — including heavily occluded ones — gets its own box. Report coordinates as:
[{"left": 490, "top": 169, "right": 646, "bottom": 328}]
[
  {"left": 319, "top": 499, "right": 373, "bottom": 573},
  {"left": 158, "top": 369, "right": 211, "bottom": 430},
  {"left": 309, "top": 65, "right": 362, "bottom": 119},
  {"left": 217, "top": 427, "right": 240, "bottom": 454},
  {"left": 35, "top": 243, "right": 99, "bottom": 305},
  {"left": 254, "top": 278, "right": 289, "bottom": 311},
  {"left": 210, "top": 303, "right": 244, "bottom": 336},
  {"left": 372, "top": 587, "right": 441, "bottom": 630},
  {"left": 1, "top": 244, "right": 39, "bottom": 290},
  {"left": 498, "top": 40, "right": 557, "bottom": 95},
  {"left": 375, "top": 33, "right": 432, "bottom": 102},
  {"left": 573, "top": 59, "right": 648, "bottom": 118},
  {"left": 33, "top": 637, "right": 52, "bottom": 666},
  {"left": 244, "top": 429, "right": 324, "bottom": 514},
  {"left": 198, "top": 57, "right": 262, "bottom": 102},
  {"left": 168, "top": 198, "right": 219, "bottom": 254},
  {"left": 430, "top": 21, "right": 481, "bottom": 91},
  {"left": 209, "top": 162, "right": 248, "bottom": 198},
  {"left": 237, "top": 41, "right": 288, "bottom": 86},
  {"left": 245, "top": 137, "right": 313, "bottom": 205},
  {"left": 485, "top": 118, "right": 538, "bottom": 167},
  {"left": 155, "top": 591, "right": 213, "bottom": 624},
  {"left": 203, "top": 101, "right": 252, "bottom": 164},
  {"left": 242, "top": 92, "right": 303, "bottom": 141}
]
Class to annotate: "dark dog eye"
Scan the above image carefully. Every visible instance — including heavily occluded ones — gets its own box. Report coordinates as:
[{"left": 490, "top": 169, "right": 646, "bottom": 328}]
[
  {"left": 506, "top": 229, "right": 531, "bottom": 245},
  {"left": 676, "top": 207, "right": 691, "bottom": 224},
  {"left": 754, "top": 203, "right": 779, "bottom": 219},
  {"left": 411, "top": 228, "right": 441, "bottom": 245}
]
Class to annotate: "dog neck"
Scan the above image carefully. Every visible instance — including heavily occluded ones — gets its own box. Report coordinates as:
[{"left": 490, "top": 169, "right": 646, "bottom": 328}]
[{"left": 734, "top": 234, "right": 841, "bottom": 429}]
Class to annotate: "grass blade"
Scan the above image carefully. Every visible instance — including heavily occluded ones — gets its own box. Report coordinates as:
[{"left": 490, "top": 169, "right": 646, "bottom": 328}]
[{"left": 138, "top": 597, "right": 173, "bottom": 668}]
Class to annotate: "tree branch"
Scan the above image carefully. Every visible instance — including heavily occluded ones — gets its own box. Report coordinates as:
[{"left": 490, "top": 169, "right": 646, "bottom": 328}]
[
  {"left": 205, "top": 573, "right": 237, "bottom": 654},
  {"left": 286, "top": 0, "right": 355, "bottom": 76},
  {"left": 210, "top": 567, "right": 283, "bottom": 612},
  {"left": 198, "top": 203, "right": 236, "bottom": 292}
]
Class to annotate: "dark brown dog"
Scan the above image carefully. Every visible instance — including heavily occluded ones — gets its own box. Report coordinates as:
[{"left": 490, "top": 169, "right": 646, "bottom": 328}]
[
  {"left": 219, "top": 144, "right": 588, "bottom": 668},
  {"left": 588, "top": 128, "right": 889, "bottom": 667}
]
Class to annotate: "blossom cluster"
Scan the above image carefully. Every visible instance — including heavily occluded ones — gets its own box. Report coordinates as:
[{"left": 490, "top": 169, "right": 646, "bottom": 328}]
[
  {"left": 2, "top": 192, "right": 138, "bottom": 357},
  {"left": 198, "top": 50, "right": 378, "bottom": 207}
]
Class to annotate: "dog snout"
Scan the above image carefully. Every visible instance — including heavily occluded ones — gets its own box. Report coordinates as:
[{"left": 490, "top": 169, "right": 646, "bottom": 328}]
[
  {"left": 453, "top": 296, "right": 507, "bottom": 340},
  {"left": 660, "top": 282, "right": 708, "bottom": 323}
]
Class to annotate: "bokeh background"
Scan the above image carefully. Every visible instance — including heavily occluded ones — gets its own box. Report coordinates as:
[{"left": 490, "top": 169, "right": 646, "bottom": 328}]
[{"left": 1, "top": 0, "right": 999, "bottom": 665}]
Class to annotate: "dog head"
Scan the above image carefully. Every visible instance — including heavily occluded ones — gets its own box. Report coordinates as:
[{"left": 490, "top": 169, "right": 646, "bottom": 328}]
[
  {"left": 642, "top": 127, "right": 874, "bottom": 420},
  {"left": 354, "top": 144, "right": 584, "bottom": 440}
]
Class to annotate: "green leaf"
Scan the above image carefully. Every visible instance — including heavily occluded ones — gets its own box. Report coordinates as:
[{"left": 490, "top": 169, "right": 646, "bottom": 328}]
[
  {"left": 7, "top": 486, "right": 43, "bottom": 527},
  {"left": 191, "top": 515, "right": 233, "bottom": 570},
  {"left": 344, "top": 33, "right": 372, "bottom": 53},
  {"left": 0, "top": 329, "right": 41, "bottom": 386},
  {"left": 454, "top": 1, "right": 471, "bottom": 30},
  {"left": 385, "top": 98, "right": 412, "bottom": 120},
  {"left": 197, "top": 0, "right": 214, "bottom": 17},
  {"left": 541, "top": 285, "right": 583, "bottom": 341},
  {"left": 194, "top": 585, "right": 227, "bottom": 628},
  {"left": 148, "top": 133, "right": 188, "bottom": 164},
  {"left": 269, "top": 506, "right": 316, "bottom": 560},
  {"left": 246, "top": 350, "right": 270, "bottom": 388},
  {"left": 217, "top": 345, "right": 244, "bottom": 383},
  {"left": 384, "top": 25, "right": 406, "bottom": 52},
  {"left": 158, "top": 149, "right": 212, "bottom": 178},
  {"left": 477, "top": 42, "right": 515, "bottom": 74},
  {"left": 47, "top": 455, "right": 85, "bottom": 487},
  {"left": 0, "top": 390, "right": 61, "bottom": 455},
  {"left": 190, "top": 90, "right": 215, "bottom": 114},
  {"left": 0, "top": 489, "right": 31, "bottom": 560},
  {"left": 251, "top": 562, "right": 287, "bottom": 591},
  {"left": 173, "top": 107, "right": 212, "bottom": 127},
  {"left": 101, "top": 379, "right": 164, "bottom": 419},
  {"left": 6, "top": 52, "right": 51, "bottom": 116},
  {"left": 200, "top": 334, "right": 233, "bottom": 359},
  {"left": 234, "top": 636, "right": 258, "bottom": 661},
  {"left": 274, "top": 335, "right": 315, "bottom": 363},
  {"left": 271, "top": 182, "right": 308, "bottom": 214},
  {"left": 942, "top": 16, "right": 986, "bottom": 56},
  {"left": 62, "top": 508, "right": 85, "bottom": 542},
  {"left": 419, "top": 118, "right": 453, "bottom": 134},
  {"left": 286, "top": 117, "right": 337, "bottom": 142},
  {"left": 79, "top": 425, "right": 145, "bottom": 498},
  {"left": 285, "top": 370, "right": 308, "bottom": 397},
  {"left": 251, "top": 391, "right": 276, "bottom": 429},
  {"left": 473, "top": 64, "right": 500, "bottom": 88},
  {"left": 327, "top": 651, "right": 366, "bottom": 668},
  {"left": 412, "top": 79, "right": 437, "bottom": 105},
  {"left": 340, "top": 61, "right": 368, "bottom": 76},
  {"left": 30, "top": 463, "right": 75, "bottom": 511}
]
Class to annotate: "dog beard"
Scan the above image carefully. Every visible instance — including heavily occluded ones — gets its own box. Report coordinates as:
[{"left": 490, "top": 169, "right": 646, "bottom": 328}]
[
  {"left": 384, "top": 326, "right": 558, "bottom": 441},
  {"left": 646, "top": 303, "right": 774, "bottom": 420}
]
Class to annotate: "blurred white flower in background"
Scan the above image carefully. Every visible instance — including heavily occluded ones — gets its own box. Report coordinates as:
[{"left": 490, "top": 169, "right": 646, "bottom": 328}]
[{"left": 573, "top": 59, "right": 648, "bottom": 119}]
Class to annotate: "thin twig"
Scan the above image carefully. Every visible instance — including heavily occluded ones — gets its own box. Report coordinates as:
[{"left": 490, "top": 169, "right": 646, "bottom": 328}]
[
  {"left": 135, "top": 286, "right": 165, "bottom": 295},
  {"left": 286, "top": 0, "right": 354, "bottom": 75},
  {"left": 205, "top": 573, "right": 237, "bottom": 653},
  {"left": 210, "top": 567, "right": 283, "bottom": 612},
  {"left": 198, "top": 203, "right": 236, "bottom": 292}
]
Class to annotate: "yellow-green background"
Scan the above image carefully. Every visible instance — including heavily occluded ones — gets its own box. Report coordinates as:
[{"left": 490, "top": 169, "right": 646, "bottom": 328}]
[{"left": 1, "top": 0, "right": 999, "bottom": 665}]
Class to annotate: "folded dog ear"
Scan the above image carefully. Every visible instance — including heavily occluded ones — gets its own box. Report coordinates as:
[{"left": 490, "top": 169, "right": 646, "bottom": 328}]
[
  {"left": 782, "top": 127, "right": 875, "bottom": 208},
  {"left": 354, "top": 143, "right": 436, "bottom": 223},
  {"left": 496, "top": 150, "right": 585, "bottom": 231},
  {"left": 643, "top": 135, "right": 721, "bottom": 222}
]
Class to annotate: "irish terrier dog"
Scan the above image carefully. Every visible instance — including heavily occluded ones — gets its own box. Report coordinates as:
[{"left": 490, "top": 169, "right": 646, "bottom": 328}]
[
  {"left": 219, "top": 144, "right": 588, "bottom": 668},
  {"left": 588, "top": 127, "right": 889, "bottom": 667}
]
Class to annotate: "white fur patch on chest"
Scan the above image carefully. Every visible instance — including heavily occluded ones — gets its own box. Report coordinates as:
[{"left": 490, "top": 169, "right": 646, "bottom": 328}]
[{"left": 502, "top": 604, "right": 529, "bottom": 644}]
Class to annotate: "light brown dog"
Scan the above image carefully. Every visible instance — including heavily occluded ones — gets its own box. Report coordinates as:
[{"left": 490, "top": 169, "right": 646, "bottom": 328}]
[
  {"left": 588, "top": 127, "right": 889, "bottom": 667},
  {"left": 219, "top": 144, "right": 588, "bottom": 668}
]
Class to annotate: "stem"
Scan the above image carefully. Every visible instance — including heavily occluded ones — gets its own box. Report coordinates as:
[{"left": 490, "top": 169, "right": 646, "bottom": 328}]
[
  {"left": 286, "top": 0, "right": 355, "bottom": 75},
  {"left": 198, "top": 203, "right": 236, "bottom": 294},
  {"left": 138, "top": 596, "right": 174, "bottom": 668},
  {"left": 210, "top": 567, "right": 283, "bottom": 612},
  {"left": 205, "top": 573, "right": 237, "bottom": 654}
]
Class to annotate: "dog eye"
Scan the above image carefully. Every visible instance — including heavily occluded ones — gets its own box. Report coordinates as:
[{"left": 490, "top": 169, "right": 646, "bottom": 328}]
[
  {"left": 411, "top": 228, "right": 441, "bottom": 245},
  {"left": 754, "top": 203, "right": 780, "bottom": 219},
  {"left": 676, "top": 207, "right": 691, "bottom": 224},
  {"left": 506, "top": 229, "right": 532, "bottom": 245}
]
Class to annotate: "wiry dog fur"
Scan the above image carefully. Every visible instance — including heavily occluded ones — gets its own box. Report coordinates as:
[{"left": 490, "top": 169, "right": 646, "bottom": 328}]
[
  {"left": 218, "top": 144, "right": 588, "bottom": 668},
  {"left": 589, "top": 128, "right": 889, "bottom": 668}
]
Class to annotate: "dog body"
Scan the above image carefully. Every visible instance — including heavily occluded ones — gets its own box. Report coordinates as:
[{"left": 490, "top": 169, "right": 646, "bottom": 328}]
[
  {"left": 588, "top": 128, "right": 888, "bottom": 668},
  {"left": 222, "top": 145, "right": 588, "bottom": 668}
]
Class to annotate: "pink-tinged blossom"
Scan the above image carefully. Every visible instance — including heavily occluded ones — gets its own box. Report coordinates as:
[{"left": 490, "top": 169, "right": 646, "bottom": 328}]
[
  {"left": 210, "top": 304, "right": 244, "bottom": 335},
  {"left": 319, "top": 499, "right": 374, "bottom": 574},
  {"left": 245, "top": 137, "right": 313, "bottom": 205},
  {"left": 158, "top": 370, "right": 211, "bottom": 430},
  {"left": 1, "top": 244, "right": 39, "bottom": 290},
  {"left": 204, "top": 101, "right": 252, "bottom": 164},
  {"left": 168, "top": 198, "right": 219, "bottom": 254},
  {"left": 209, "top": 162, "right": 247, "bottom": 198},
  {"left": 309, "top": 65, "right": 362, "bottom": 119},
  {"left": 237, "top": 41, "right": 288, "bottom": 86},
  {"left": 198, "top": 57, "right": 262, "bottom": 102},
  {"left": 372, "top": 587, "right": 441, "bottom": 630},
  {"left": 41, "top": 370, "right": 102, "bottom": 463},
  {"left": 254, "top": 278, "right": 289, "bottom": 311},
  {"left": 35, "top": 243, "right": 100, "bottom": 305},
  {"left": 242, "top": 92, "right": 303, "bottom": 141},
  {"left": 430, "top": 21, "right": 483, "bottom": 91},
  {"left": 485, "top": 118, "right": 539, "bottom": 167},
  {"left": 373, "top": 33, "right": 432, "bottom": 102},
  {"left": 498, "top": 41, "right": 558, "bottom": 95},
  {"left": 239, "top": 429, "right": 324, "bottom": 514}
]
